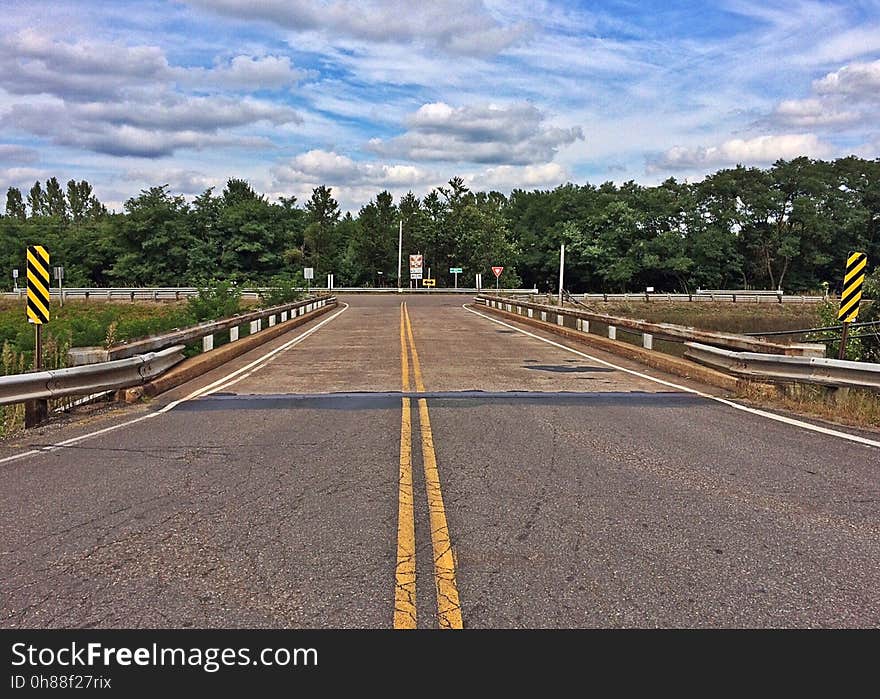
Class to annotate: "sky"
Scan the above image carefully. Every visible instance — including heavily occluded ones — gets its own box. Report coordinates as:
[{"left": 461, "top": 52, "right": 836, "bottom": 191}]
[{"left": 1, "top": 0, "right": 880, "bottom": 212}]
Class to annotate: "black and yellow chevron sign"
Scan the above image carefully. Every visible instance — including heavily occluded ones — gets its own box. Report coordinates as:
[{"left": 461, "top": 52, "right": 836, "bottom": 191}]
[
  {"left": 26, "top": 245, "right": 50, "bottom": 324},
  {"left": 838, "top": 251, "right": 867, "bottom": 322}
]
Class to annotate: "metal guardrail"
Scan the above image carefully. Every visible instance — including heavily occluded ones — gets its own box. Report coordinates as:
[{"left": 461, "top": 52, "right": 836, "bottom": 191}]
[
  {"left": 68, "top": 295, "right": 335, "bottom": 364},
  {"left": 565, "top": 292, "right": 827, "bottom": 304},
  {"left": 684, "top": 343, "right": 880, "bottom": 390},
  {"left": 2, "top": 287, "right": 537, "bottom": 300},
  {"left": 477, "top": 295, "right": 825, "bottom": 357},
  {"left": 0, "top": 346, "right": 185, "bottom": 406}
]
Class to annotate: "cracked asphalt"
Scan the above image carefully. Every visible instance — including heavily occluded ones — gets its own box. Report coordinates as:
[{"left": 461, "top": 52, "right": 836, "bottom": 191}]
[{"left": 1, "top": 294, "right": 878, "bottom": 628}]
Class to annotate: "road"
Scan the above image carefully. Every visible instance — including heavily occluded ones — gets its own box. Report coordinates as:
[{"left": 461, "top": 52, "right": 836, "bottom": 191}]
[{"left": 1, "top": 294, "right": 878, "bottom": 628}]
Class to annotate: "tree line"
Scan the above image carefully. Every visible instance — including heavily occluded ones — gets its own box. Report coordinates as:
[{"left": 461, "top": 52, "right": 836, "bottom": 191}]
[{"left": 1, "top": 156, "right": 878, "bottom": 293}]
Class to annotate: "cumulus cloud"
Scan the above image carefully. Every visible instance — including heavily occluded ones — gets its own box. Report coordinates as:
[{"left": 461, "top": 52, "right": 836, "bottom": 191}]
[
  {"left": 190, "top": 0, "right": 526, "bottom": 55},
  {"left": 368, "top": 102, "right": 583, "bottom": 165},
  {"left": 648, "top": 133, "right": 835, "bottom": 172},
  {"left": 123, "top": 168, "right": 223, "bottom": 195},
  {"left": 0, "top": 31, "right": 303, "bottom": 158},
  {"left": 0, "top": 29, "right": 171, "bottom": 101},
  {"left": 814, "top": 59, "right": 880, "bottom": 96},
  {"left": 473, "top": 162, "right": 570, "bottom": 189},
  {"left": 770, "top": 98, "right": 859, "bottom": 127},
  {"left": 178, "top": 55, "right": 304, "bottom": 90},
  {"left": 1, "top": 94, "right": 294, "bottom": 157},
  {"left": 273, "top": 149, "right": 434, "bottom": 188}
]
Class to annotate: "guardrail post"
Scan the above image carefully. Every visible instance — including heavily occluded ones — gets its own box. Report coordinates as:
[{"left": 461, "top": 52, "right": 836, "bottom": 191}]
[
  {"left": 527, "top": 308, "right": 533, "bottom": 318},
  {"left": 281, "top": 311, "right": 288, "bottom": 322},
  {"left": 540, "top": 311, "right": 547, "bottom": 322},
  {"left": 269, "top": 315, "right": 276, "bottom": 327},
  {"left": 230, "top": 326, "right": 239, "bottom": 342},
  {"left": 643, "top": 333, "right": 653, "bottom": 350},
  {"left": 557, "top": 314, "right": 564, "bottom": 326},
  {"left": 130, "top": 291, "right": 135, "bottom": 302},
  {"left": 202, "top": 334, "right": 214, "bottom": 352},
  {"left": 608, "top": 325, "right": 617, "bottom": 340},
  {"left": 250, "top": 320, "right": 260, "bottom": 334}
]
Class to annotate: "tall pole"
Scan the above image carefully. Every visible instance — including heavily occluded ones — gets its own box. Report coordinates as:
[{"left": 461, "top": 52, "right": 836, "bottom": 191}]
[
  {"left": 397, "top": 220, "right": 403, "bottom": 293},
  {"left": 558, "top": 244, "right": 565, "bottom": 306}
]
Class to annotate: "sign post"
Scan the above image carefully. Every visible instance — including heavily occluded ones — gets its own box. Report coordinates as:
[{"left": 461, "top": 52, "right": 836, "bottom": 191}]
[
  {"left": 54, "top": 266, "right": 64, "bottom": 307},
  {"left": 397, "top": 221, "right": 403, "bottom": 293},
  {"left": 26, "top": 245, "right": 50, "bottom": 427},
  {"left": 12, "top": 268, "right": 18, "bottom": 292},
  {"left": 491, "top": 266, "right": 504, "bottom": 294},
  {"left": 838, "top": 251, "right": 867, "bottom": 359},
  {"left": 558, "top": 244, "right": 565, "bottom": 305},
  {"left": 449, "top": 267, "right": 462, "bottom": 289},
  {"left": 304, "top": 266, "right": 314, "bottom": 293},
  {"left": 409, "top": 254, "right": 423, "bottom": 289}
]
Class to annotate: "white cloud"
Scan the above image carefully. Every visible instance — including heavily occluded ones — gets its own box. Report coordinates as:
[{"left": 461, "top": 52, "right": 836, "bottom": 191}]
[
  {"left": 190, "top": 0, "right": 526, "bottom": 55},
  {"left": 770, "top": 98, "right": 859, "bottom": 127},
  {"left": 468, "top": 162, "right": 570, "bottom": 189},
  {"left": 815, "top": 59, "right": 880, "bottom": 96},
  {"left": 273, "top": 149, "right": 435, "bottom": 188},
  {"left": 0, "top": 29, "right": 171, "bottom": 101},
  {"left": 123, "top": 168, "right": 223, "bottom": 195},
  {"left": 648, "top": 133, "right": 835, "bottom": 172},
  {"left": 179, "top": 55, "right": 304, "bottom": 90},
  {"left": 0, "top": 31, "right": 303, "bottom": 158},
  {"left": 368, "top": 102, "right": 583, "bottom": 165}
]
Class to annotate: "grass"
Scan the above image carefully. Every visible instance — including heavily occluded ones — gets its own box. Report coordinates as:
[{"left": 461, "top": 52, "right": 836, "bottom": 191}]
[
  {"left": 738, "top": 382, "right": 880, "bottom": 430},
  {"left": 561, "top": 298, "right": 880, "bottom": 429},
  {"left": 0, "top": 299, "right": 194, "bottom": 369},
  {"left": 567, "top": 299, "right": 824, "bottom": 335},
  {"left": 0, "top": 295, "right": 245, "bottom": 438}
]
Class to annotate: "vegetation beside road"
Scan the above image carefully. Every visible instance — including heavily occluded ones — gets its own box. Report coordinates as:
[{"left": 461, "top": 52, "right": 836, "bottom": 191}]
[{"left": 3, "top": 156, "right": 880, "bottom": 296}]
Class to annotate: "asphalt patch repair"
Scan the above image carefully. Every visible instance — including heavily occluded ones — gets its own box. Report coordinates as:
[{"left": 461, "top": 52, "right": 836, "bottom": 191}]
[{"left": 174, "top": 391, "right": 705, "bottom": 411}]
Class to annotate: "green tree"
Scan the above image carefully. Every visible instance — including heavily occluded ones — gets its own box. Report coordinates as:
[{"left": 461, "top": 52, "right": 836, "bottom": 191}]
[
  {"left": 45, "top": 176, "right": 67, "bottom": 221},
  {"left": 27, "top": 181, "right": 46, "bottom": 218},
  {"left": 5, "top": 187, "right": 26, "bottom": 220}
]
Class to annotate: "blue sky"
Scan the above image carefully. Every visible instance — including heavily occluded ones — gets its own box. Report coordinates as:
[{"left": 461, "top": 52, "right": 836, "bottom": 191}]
[{"left": 1, "top": 0, "right": 879, "bottom": 211}]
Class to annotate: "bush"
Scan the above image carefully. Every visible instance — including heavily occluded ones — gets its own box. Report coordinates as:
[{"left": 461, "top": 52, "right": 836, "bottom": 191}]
[
  {"left": 186, "top": 280, "right": 243, "bottom": 322},
  {"left": 259, "top": 273, "right": 306, "bottom": 306}
]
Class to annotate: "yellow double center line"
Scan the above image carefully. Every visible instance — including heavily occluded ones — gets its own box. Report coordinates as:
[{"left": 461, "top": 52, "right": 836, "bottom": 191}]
[{"left": 394, "top": 302, "right": 463, "bottom": 629}]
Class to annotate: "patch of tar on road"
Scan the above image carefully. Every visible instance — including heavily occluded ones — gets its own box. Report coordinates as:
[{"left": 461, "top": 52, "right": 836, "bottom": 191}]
[
  {"left": 175, "top": 391, "right": 705, "bottom": 411},
  {"left": 524, "top": 364, "right": 615, "bottom": 374}
]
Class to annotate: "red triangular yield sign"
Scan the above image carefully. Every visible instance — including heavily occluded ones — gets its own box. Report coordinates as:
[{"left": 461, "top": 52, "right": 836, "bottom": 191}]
[{"left": 491, "top": 266, "right": 504, "bottom": 278}]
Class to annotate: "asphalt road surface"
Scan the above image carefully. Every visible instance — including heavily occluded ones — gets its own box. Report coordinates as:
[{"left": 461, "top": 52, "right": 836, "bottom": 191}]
[{"left": 1, "top": 294, "right": 878, "bottom": 628}]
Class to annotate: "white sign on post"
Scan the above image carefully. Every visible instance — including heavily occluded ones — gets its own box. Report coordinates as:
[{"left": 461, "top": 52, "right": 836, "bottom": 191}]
[
  {"left": 409, "top": 254, "right": 423, "bottom": 276},
  {"left": 303, "top": 267, "right": 314, "bottom": 280}
]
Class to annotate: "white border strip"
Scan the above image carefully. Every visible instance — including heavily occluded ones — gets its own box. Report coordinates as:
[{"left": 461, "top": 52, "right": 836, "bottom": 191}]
[
  {"left": 465, "top": 303, "right": 880, "bottom": 450},
  {"left": 0, "top": 303, "right": 350, "bottom": 467}
]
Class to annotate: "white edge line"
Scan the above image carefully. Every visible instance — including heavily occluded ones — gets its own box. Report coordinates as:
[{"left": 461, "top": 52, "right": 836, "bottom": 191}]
[
  {"left": 464, "top": 303, "right": 880, "bottom": 450},
  {"left": 0, "top": 303, "right": 350, "bottom": 467}
]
